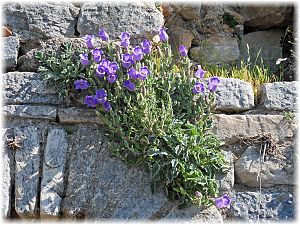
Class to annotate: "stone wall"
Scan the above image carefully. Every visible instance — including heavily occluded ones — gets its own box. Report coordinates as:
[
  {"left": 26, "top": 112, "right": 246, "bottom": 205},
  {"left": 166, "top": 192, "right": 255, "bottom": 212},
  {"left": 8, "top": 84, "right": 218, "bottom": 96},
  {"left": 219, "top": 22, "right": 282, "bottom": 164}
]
[{"left": 2, "top": 2, "right": 297, "bottom": 223}]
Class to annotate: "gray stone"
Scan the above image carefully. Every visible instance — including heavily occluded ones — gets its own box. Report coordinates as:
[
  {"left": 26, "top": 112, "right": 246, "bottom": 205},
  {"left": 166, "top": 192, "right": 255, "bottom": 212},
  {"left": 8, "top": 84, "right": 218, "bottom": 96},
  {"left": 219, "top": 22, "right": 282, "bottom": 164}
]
[
  {"left": 239, "top": 29, "right": 284, "bottom": 69},
  {"left": 214, "top": 78, "right": 254, "bottom": 112},
  {"left": 216, "top": 151, "right": 234, "bottom": 192},
  {"left": 4, "top": 2, "right": 79, "bottom": 41},
  {"left": 3, "top": 36, "right": 19, "bottom": 70},
  {"left": 212, "top": 114, "right": 297, "bottom": 145},
  {"left": 57, "top": 107, "right": 102, "bottom": 124},
  {"left": 40, "top": 127, "right": 68, "bottom": 218},
  {"left": 258, "top": 81, "right": 298, "bottom": 111},
  {"left": 163, "top": 205, "right": 223, "bottom": 223},
  {"left": 14, "top": 123, "right": 47, "bottom": 218},
  {"left": 2, "top": 128, "right": 15, "bottom": 218},
  {"left": 235, "top": 145, "right": 295, "bottom": 187},
  {"left": 170, "top": 4, "right": 201, "bottom": 20},
  {"left": 3, "top": 72, "right": 62, "bottom": 105},
  {"left": 190, "top": 36, "right": 239, "bottom": 65},
  {"left": 229, "top": 191, "right": 295, "bottom": 222},
  {"left": 2, "top": 105, "right": 57, "bottom": 121},
  {"left": 77, "top": 2, "right": 164, "bottom": 39},
  {"left": 239, "top": 5, "right": 293, "bottom": 29},
  {"left": 62, "top": 124, "right": 167, "bottom": 220}
]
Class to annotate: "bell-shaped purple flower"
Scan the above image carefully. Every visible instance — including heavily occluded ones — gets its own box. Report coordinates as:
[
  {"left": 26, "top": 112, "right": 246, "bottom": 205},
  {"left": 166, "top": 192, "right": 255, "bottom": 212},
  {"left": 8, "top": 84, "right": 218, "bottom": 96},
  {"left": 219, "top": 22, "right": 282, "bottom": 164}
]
[
  {"left": 141, "top": 39, "right": 152, "bottom": 54},
  {"left": 159, "top": 28, "right": 169, "bottom": 42},
  {"left": 133, "top": 46, "right": 143, "bottom": 61},
  {"left": 128, "top": 67, "right": 138, "bottom": 79},
  {"left": 107, "top": 62, "right": 119, "bottom": 75},
  {"left": 74, "top": 79, "right": 89, "bottom": 90},
  {"left": 215, "top": 194, "right": 231, "bottom": 209},
  {"left": 83, "top": 35, "right": 94, "bottom": 49},
  {"left": 107, "top": 74, "right": 118, "bottom": 83},
  {"left": 84, "top": 95, "right": 98, "bottom": 108},
  {"left": 179, "top": 45, "right": 188, "bottom": 57},
  {"left": 195, "top": 65, "right": 207, "bottom": 79},
  {"left": 192, "top": 82, "right": 205, "bottom": 94},
  {"left": 79, "top": 53, "right": 90, "bottom": 66},
  {"left": 91, "top": 49, "right": 102, "bottom": 63},
  {"left": 138, "top": 66, "right": 150, "bottom": 80},
  {"left": 123, "top": 80, "right": 136, "bottom": 91},
  {"left": 208, "top": 77, "right": 220, "bottom": 92},
  {"left": 102, "top": 101, "right": 112, "bottom": 111},
  {"left": 95, "top": 65, "right": 106, "bottom": 78},
  {"left": 95, "top": 89, "right": 107, "bottom": 103},
  {"left": 100, "top": 59, "right": 110, "bottom": 69},
  {"left": 120, "top": 32, "right": 130, "bottom": 47},
  {"left": 98, "top": 29, "right": 109, "bottom": 42},
  {"left": 121, "top": 54, "right": 133, "bottom": 69}
]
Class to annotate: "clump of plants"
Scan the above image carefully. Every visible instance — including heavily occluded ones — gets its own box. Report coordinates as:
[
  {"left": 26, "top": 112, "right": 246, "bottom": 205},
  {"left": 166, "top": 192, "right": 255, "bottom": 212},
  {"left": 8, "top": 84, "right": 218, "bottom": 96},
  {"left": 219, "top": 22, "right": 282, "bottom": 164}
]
[{"left": 36, "top": 28, "right": 229, "bottom": 207}]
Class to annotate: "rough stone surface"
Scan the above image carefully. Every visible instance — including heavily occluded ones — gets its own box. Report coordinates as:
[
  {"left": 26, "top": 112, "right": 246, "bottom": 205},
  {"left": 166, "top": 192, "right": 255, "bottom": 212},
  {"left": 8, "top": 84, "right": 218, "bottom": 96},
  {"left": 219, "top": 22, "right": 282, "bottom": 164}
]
[
  {"left": 190, "top": 36, "right": 239, "bottom": 64},
  {"left": 258, "top": 81, "right": 298, "bottom": 111},
  {"left": 3, "top": 105, "right": 57, "bottom": 121},
  {"left": 77, "top": 2, "right": 164, "bottom": 39},
  {"left": 239, "top": 29, "right": 284, "bottom": 69},
  {"left": 216, "top": 151, "right": 235, "bottom": 192},
  {"left": 14, "top": 123, "right": 47, "bottom": 218},
  {"left": 40, "top": 127, "right": 68, "bottom": 218},
  {"left": 3, "top": 36, "right": 19, "bottom": 70},
  {"left": 168, "top": 30, "right": 194, "bottom": 52},
  {"left": 62, "top": 124, "right": 167, "bottom": 220},
  {"left": 2, "top": 128, "right": 15, "bottom": 218},
  {"left": 239, "top": 6, "right": 293, "bottom": 29},
  {"left": 3, "top": 72, "right": 62, "bottom": 105},
  {"left": 212, "top": 114, "right": 297, "bottom": 145},
  {"left": 57, "top": 107, "right": 102, "bottom": 124},
  {"left": 235, "top": 144, "right": 295, "bottom": 187},
  {"left": 214, "top": 78, "right": 254, "bottom": 112},
  {"left": 163, "top": 205, "right": 223, "bottom": 223},
  {"left": 4, "top": 2, "right": 79, "bottom": 41},
  {"left": 170, "top": 3, "right": 201, "bottom": 20},
  {"left": 229, "top": 191, "right": 295, "bottom": 222}
]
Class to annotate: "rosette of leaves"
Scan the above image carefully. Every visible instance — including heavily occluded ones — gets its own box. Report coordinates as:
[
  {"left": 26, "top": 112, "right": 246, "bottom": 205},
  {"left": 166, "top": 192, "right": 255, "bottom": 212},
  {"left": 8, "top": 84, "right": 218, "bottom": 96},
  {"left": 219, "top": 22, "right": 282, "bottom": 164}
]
[{"left": 36, "top": 30, "right": 228, "bottom": 207}]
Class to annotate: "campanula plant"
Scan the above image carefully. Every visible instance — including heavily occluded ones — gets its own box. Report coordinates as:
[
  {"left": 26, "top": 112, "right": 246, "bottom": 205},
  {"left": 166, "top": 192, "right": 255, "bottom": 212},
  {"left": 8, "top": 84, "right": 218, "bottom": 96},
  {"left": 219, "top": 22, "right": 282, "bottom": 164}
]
[{"left": 36, "top": 27, "right": 228, "bottom": 207}]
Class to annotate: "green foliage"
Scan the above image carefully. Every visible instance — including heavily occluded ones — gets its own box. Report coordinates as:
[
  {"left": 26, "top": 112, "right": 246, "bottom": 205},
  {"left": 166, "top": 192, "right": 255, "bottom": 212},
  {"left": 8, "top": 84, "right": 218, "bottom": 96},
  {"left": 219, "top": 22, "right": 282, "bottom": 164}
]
[
  {"left": 222, "top": 12, "right": 238, "bottom": 28},
  {"left": 284, "top": 111, "right": 295, "bottom": 123},
  {"left": 36, "top": 36, "right": 228, "bottom": 207}
]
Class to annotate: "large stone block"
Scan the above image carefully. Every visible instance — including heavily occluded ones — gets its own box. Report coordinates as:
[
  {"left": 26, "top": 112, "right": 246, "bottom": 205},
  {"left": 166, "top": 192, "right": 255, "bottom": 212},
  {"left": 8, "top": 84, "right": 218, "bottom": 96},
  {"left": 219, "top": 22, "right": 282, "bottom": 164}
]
[
  {"left": 77, "top": 2, "right": 164, "bottom": 39},
  {"left": 258, "top": 81, "right": 297, "bottom": 111},
  {"left": 3, "top": 36, "right": 19, "bottom": 71},
  {"left": 214, "top": 78, "right": 254, "bottom": 112},
  {"left": 62, "top": 124, "right": 167, "bottom": 220},
  {"left": 216, "top": 151, "right": 234, "bottom": 192},
  {"left": 3, "top": 72, "right": 62, "bottom": 105},
  {"left": 235, "top": 144, "right": 295, "bottom": 187},
  {"left": 57, "top": 107, "right": 102, "bottom": 124},
  {"left": 40, "top": 127, "right": 68, "bottom": 218},
  {"left": 4, "top": 2, "right": 79, "bottom": 41},
  {"left": 212, "top": 114, "right": 296, "bottom": 145}
]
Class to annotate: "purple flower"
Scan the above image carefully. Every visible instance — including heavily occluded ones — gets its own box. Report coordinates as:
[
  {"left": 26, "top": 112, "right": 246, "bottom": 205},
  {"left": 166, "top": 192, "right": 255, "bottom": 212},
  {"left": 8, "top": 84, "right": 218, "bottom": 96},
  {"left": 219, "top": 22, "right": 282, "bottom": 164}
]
[
  {"left": 208, "top": 77, "right": 220, "bottom": 92},
  {"left": 192, "top": 82, "right": 205, "bottom": 94},
  {"left": 102, "top": 101, "right": 112, "bottom": 111},
  {"left": 79, "top": 53, "right": 90, "bottom": 66},
  {"left": 138, "top": 66, "right": 150, "bottom": 80},
  {"left": 98, "top": 29, "right": 109, "bottom": 41},
  {"left": 179, "top": 45, "right": 188, "bottom": 57},
  {"left": 141, "top": 39, "right": 152, "bottom": 54},
  {"left": 95, "top": 65, "right": 106, "bottom": 78},
  {"left": 123, "top": 80, "right": 136, "bottom": 91},
  {"left": 159, "top": 28, "right": 169, "bottom": 42},
  {"left": 120, "top": 32, "right": 130, "bottom": 47},
  {"left": 95, "top": 89, "right": 107, "bottom": 103},
  {"left": 133, "top": 46, "right": 143, "bottom": 61},
  {"left": 195, "top": 65, "right": 207, "bottom": 79},
  {"left": 107, "top": 74, "right": 118, "bottom": 83},
  {"left": 100, "top": 59, "right": 110, "bottom": 69},
  {"left": 121, "top": 54, "right": 133, "bottom": 69},
  {"left": 107, "top": 62, "right": 119, "bottom": 75},
  {"left": 215, "top": 194, "right": 231, "bottom": 209},
  {"left": 128, "top": 67, "right": 139, "bottom": 79},
  {"left": 84, "top": 95, "right": 98, "bottom": 108},
  {"left": 91, "top": 49, "right": 102, "bottom": 63},
  {"left": 195, "top": 191, "right": 202, "bottom": 198},
  {"left": 74, "top": 79, "right": 89, "bottom": 90},
  {"left": 83, "top": 35, "right": 94, "bottom": 49}
]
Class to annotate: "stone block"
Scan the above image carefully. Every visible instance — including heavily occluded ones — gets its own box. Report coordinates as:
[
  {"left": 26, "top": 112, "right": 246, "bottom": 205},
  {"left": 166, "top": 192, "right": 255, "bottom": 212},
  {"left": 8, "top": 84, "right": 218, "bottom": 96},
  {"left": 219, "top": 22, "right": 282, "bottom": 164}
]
[
  {"left": 57, "top": 107, "right": 102, "bottom": 124},
  {"left": 3, "top": 36, "right": 19, "bottom": 71}
]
